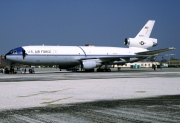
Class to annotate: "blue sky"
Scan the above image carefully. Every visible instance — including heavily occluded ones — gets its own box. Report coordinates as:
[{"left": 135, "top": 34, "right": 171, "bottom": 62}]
[{"left": 0, "top": 0, "right": 180, "bottom": 59}]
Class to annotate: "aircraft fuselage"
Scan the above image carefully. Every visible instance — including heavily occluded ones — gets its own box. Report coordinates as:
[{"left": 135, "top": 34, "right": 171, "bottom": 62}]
[{"left": 5, "top": 46, "right": 144, "bottom": 68}]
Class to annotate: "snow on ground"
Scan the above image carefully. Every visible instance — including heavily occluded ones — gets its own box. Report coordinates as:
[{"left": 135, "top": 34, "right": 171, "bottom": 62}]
[{"left": 0, "top": 77, "right": 180, "bottom": 111}]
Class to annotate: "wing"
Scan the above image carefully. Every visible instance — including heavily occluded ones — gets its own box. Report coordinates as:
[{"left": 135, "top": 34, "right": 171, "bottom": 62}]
[
  {"left": 78, "top": 55, "right": 152, "bottom": 62},
  {"left": 78, "top": 47, "right": 175, "bottom": 63}
]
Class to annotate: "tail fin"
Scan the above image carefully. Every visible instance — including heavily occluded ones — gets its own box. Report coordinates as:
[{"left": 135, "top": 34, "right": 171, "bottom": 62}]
[
  {"left": 124, "top": 20, "right": 157, "bottom": 49},
  {"left": 135, "top": 20, "right": 155, "bottom": 38}
]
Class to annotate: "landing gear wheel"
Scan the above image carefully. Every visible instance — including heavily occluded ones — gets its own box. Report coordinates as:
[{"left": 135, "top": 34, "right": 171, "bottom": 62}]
[
  {"left": 97, "top": 68, "right": 100, "bottom": 72},
  {"left": 85, "top": 69, "right": 94, "bottom": 72},
  {"left": 97, "top": 68, "right": 111, "bottom": 72},
  {"left": 105, "top": 68, "right": 111, "bottom": 72},
  {"left": 108, "top": 68, "right": 111, "bottom": 72}
]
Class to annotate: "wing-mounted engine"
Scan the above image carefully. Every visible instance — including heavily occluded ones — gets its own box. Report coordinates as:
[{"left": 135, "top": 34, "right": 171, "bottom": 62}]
[
  {"left": 82, "top": 60, "right": 101, "bottom": 69},
  {"left": 124, "top": 38, "right": 157, "bottom": 49}
]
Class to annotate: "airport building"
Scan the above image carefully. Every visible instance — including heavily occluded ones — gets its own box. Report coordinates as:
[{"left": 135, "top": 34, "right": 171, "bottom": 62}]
[
  {"left": 167, "top": 59, "right": 180, "bottom": 67},
  {"left": 114, "top": 62, "right": 160, "bottom": 68},
  {"left": 116, "top": 60, "right": 180, "bottom": 68},
  {"left": 0, "top": 55, "right": 11, "bottom": 68},
  {"left": 115, "top": 61, "right": 162, "bottom": 68}
]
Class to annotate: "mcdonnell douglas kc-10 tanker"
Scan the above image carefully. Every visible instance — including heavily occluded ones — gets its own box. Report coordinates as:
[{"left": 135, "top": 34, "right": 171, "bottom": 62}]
[{"left": 5, "top": 20, "right": 175, "bottom": 72}]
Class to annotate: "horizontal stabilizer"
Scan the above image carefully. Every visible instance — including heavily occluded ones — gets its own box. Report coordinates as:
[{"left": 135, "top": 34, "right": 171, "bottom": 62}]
[{"left": 136, "top": 47, "right": 175, "bottom": 55}]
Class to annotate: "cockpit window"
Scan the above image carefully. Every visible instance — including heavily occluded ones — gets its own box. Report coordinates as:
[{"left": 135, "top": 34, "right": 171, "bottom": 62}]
[
  {"left": 13, "top": 50, "right": 17, "bottom": 54},
  {"left": 9, "top": 50, "right": 17, "bottom": 54},
  {"left": 6, "top": 47, "right": 24, "bottom": 55}
]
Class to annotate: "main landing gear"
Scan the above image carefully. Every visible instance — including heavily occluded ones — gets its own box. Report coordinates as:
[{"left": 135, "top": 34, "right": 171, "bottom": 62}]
[
  {"left": 97, "top": 68, "right": 111, "bottom": 72},
  {"left": 85, "top": 69, "right": 95, "bottom": 72},
  {"left": 83, "top": 68, "right": 111, "bottom": 72}
]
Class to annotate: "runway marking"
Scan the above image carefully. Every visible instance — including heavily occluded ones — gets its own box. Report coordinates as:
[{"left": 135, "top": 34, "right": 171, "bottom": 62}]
[
  {"left": 17, "top": 88, "right": 71, "bottom": 98},
  {"left": 41, "top": 98, "right": 52, "bottom": 100},
  {"left": 41, "top": 97, "right": 73, "bottom": 104}
]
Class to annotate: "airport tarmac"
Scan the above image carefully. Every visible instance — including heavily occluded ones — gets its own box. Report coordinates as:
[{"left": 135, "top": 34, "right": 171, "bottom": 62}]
[{"left": 0, "top": 68, "right": 180, "bottom": 122}]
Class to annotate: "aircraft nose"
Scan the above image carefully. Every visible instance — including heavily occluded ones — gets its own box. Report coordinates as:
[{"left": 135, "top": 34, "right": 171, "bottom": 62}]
[
  {"left": 4, "top": 53, "right": 7, "bottom": 59},
  {"left": 4, "top": 52, "right": 11, "bottom": 60}
]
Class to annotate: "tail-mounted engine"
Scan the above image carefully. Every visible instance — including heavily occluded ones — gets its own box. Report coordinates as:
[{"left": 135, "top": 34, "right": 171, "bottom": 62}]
[
  {"left": 124, "top": 38, "right": 157, "bottom": 49},
  {"left": 124, "top": 20, "right": 158, "bottom": 49}
]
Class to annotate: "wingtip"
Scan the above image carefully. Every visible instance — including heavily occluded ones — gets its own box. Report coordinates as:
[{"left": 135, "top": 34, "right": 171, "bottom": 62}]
[{"left": 169, "top": 47, "right": 176, "bottom": 50}]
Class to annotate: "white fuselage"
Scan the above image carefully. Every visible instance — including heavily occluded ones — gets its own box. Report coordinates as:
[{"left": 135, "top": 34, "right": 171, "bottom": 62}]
[{"left": 6, "top": 46, "right": 147, "bottom": 68}]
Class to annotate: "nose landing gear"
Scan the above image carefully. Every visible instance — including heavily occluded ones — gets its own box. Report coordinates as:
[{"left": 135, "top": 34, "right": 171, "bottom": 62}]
[{"left": 22, "top": 50, "right": 26, "bottom": 59}]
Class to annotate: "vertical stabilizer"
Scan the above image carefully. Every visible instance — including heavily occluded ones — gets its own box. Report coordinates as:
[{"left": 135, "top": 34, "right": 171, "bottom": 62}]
[
  {"left": 124, "top": 20, "right": 157, "bottom": 49},
  {"left": 135, "top": 20, "right": 155, "bottom": 38}
]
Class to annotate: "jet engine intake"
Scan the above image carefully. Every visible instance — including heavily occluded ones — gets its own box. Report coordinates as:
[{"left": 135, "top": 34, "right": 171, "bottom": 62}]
[
  {"left": 82, "top": 60, "right": 97, "bottom": 69},
  {"left": 124, "top": 38, "right": 130, "bottom": 45}
]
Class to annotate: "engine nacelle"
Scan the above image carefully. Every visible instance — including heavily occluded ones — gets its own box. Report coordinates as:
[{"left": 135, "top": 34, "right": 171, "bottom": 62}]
[
  {"left": 82, "top": 60, "right": 97, "bottom": 69},
  {"left": 124, "top": 38, "right": 157, "bottom": 49}
]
